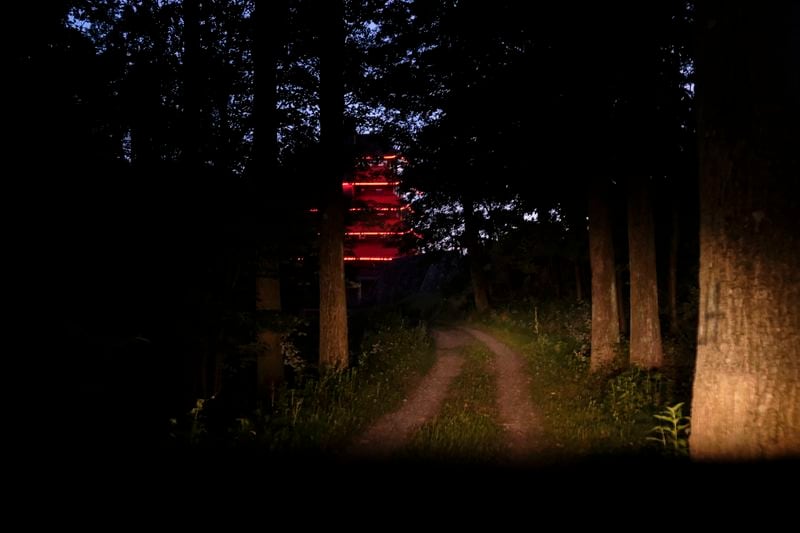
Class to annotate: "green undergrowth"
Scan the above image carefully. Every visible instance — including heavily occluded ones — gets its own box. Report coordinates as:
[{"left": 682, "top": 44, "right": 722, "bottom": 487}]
[
  {"left": 173, "top": 315, "right": 435, "bottom": 454},
  {"left": 478, "top": 301, "right": 688, "bottom": 458},
  {"left": 405, "top": 342, "right": 505, "bottom": 462}
]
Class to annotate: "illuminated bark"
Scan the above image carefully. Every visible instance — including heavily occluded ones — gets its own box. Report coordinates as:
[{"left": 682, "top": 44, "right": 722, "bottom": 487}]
[
  {"left": 627, "top": 179, "right": 663, "bottom": 368},
  {"left": 317, "top": 0, "right": 349, "bottom": 371},
  {"left": 318, "top": 195, "right": 349, "bottom": 371},
  {"left": 691, "top": 3, "right": 800, "bottom": 459},
  {"left": 589, "top": 182, "right": 619, "bottom": 371}
]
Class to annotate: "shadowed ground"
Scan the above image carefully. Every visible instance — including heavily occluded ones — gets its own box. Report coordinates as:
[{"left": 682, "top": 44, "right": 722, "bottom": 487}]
[{"left": 348, "top": 326, "right": 544, "bottom": 463}]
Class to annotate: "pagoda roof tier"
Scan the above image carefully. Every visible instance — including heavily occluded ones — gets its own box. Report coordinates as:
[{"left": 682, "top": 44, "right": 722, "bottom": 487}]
[{"left": 345, "top": 240, "right": 402, "bottom": 262}]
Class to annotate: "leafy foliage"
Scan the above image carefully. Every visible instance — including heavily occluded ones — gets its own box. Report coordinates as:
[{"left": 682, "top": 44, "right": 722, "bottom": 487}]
[
  {"left": 480, "top": 305, "right": 684, "bottom": 456},
  {"left": 170, "top": 315, "right": 435, "bottom": 453},
  {"left": 647, "top": 402, "right": 691, "bottom": 456}
]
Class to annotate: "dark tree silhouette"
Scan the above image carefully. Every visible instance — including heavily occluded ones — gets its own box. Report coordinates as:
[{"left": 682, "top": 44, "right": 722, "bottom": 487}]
[{"left": 317, "top": 0, "right": 349, "bottom": 371}]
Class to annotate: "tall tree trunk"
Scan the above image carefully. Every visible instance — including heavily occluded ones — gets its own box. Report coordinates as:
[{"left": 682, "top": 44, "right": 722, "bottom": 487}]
[
  {"left": 251, "top": 0, "right": 286, "bottom": 172},
  {"left": 318, "top": 193, "right": 348, "bottom": 371},
  {"left": 317, "top": 0, "right": 349, "bottom": 371},
  {"left": 691, "top": 3, "right": 800, "bottom": 459},
  {"left": 251, "top": 1, "right": 288, "bottom": 394},
  {"left": 462, "top": 194, "right": 490, "bottom": 313},
  {"left": 574, "top": 261, "right": 583, "bottom": 301},
  {"left": 627, "top": 179, "right": 663, "bottom": 368},
  {"left": 129, "top": 67, "right": 161, "bottom": 167},
  {"left": 552, "top": 257, "right": 562, "bottom": 299},
  {"left": 256, "top": 264, "right": 283, "bottom": 395},
  {"left": 181, "top": 0, "right": 207, "bottom": 399},
  {"left": 200, "top": 333, "right": 224, "bottom": 399},
  {"left": 563, "top": 198, "right": 588, "bottom": 302},
  {"left": 182, "top": 0, "right": 202, "bottom": 171},
  {"left": 667, "top": 204, "right": 680, "bottom": 336},
  {"left": 589, "top": 181, "right": 620, "bottom": 371},
  {"left": 616, "top": 265, "right": 628, "bottom": 338}
]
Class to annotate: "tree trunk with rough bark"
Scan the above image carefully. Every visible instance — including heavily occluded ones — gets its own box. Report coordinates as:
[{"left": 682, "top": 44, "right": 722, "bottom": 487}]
[
  {"left": 627, "top": 179, "right": 663, "bottom": 368},
  {"left": 691, "top": 2, "right": 800, "bottom": 459},
  {"left": 252, "top": 0, "right": 288, "bottom": 395},
  {"left": 317, "top": 1, "right": 349, "bottom": 371},
  {"left": 589, "top": 182, "right": 620, "bottom": 371},
  {"left": 318, "top": 194, "right": 349, "bottom": 371}
]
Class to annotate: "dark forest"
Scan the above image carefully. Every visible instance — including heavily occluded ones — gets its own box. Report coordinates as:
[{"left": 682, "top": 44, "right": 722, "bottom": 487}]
[{"left": 13, "top": 0, "right": 799, "bottom": 500}]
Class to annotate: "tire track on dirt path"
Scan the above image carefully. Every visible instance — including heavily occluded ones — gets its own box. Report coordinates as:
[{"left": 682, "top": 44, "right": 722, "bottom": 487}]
[
  {"left": 463, "top": 327, "right": 543, "bottom": 462},
  {"left": 346, "top": 329, "right": 467, "bottom": 459}
]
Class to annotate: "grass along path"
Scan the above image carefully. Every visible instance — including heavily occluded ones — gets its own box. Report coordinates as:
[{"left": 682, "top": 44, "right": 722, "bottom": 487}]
[{"left": 480, "top": 323, "right": 675, "bottom": 458}]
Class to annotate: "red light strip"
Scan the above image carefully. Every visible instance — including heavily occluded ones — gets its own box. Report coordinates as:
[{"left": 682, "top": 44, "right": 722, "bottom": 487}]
[
  {"left": 343, "top": 181, "right": 400, "bottom": 187},
  {"left": 311, "top": 206, "right": 411, "bottom": 213},
  {"left": 346, "top": 230, "right": 408, "bottom": 236},
  {"left": 349, "top": 205, "right": 410, "bottom": 212},
  {"left": 344, "top": 256, "right": 395, "bottom": 262},
  {"left": 361, "top": 154, "right": 399, "bottom": 160}
]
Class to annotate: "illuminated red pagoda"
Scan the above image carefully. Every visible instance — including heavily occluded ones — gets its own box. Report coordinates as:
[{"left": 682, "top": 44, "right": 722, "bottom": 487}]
[
  {"left": 300, "top": 137, "right": 418, "bottom": 305},
  {"left": 343, "top": 149, "right": 413, "bottom": 262},
  {"left": 339, "top": 137, "right": 418, "bottom": 304}
]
